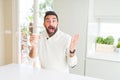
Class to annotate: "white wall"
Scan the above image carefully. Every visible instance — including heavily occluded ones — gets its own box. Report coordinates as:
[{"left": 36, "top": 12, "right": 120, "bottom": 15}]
[{"left": 53, "top": 0, "right": 89, "bottom": 75}]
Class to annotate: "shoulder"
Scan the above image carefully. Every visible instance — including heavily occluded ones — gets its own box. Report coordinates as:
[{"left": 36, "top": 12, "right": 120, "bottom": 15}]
[
  {"left": 59, "top": 30, "right": 72, "bottom": 40},
  {"left": 58, "top": 31, "right": 72, "bottom": 46}
]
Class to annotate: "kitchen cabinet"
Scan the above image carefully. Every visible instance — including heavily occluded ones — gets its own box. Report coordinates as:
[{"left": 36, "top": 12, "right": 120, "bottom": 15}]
[{"left": 85, "top": 57, "right": 120, "bottom": 80}]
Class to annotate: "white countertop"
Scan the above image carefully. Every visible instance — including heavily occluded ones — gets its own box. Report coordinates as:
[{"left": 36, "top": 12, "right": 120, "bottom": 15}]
[
  {"left": 0, "top": 63, "right": 103, "bottom": 80},
  {"left": 87, "top": 52, "right": 120, "bottom": 62}
]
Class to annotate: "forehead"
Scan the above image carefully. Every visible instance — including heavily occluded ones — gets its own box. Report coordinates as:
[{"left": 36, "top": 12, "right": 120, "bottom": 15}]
[{"left": 45, "top": 15, "right": 57, "bottom": 20}]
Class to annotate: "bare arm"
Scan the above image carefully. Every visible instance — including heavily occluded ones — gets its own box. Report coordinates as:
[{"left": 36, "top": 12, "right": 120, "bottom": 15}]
[
  {"left": 69, "top": 34, "right": 79, "bottom": 57},
  {"left": 29, "top": 46, "right": 37, "bottom": 58},
  {"left": 67, "top": 34, "right": 79, "bottom": 67},
  {"left": 29, "top": 34, "right": 40, "bottom": 58}
]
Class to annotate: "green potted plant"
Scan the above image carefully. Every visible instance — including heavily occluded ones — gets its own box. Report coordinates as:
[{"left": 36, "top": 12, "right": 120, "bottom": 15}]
[
  {"left": 96, "top": 36, "right": 104, "bottom": 44},
  {"left": 116, "top": 38, "right": 120, "bottom": 53},
  {"left": 95, "top": 36, "right": 115, "bottom": 53},
  {"left": 103, "top": 36, "right": 114, "bottom": 45}
]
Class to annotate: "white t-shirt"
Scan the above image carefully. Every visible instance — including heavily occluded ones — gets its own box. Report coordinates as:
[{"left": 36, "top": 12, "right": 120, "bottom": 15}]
[{"left": 33, "top": 30, "right": 77, "bottom": 73}]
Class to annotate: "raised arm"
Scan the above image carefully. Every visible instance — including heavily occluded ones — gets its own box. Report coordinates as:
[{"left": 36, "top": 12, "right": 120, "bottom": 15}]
[
  {"left": 69, "top": 34, "right": 79, "bottom": 57},
  {"left": 29, "top": 34, "right": 40, "bottom": 58}
]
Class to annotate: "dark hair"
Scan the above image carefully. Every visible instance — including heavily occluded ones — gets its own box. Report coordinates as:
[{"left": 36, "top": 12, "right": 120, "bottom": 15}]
[{"left": 44, "top": 11, "right": 59, "bottom": 21}]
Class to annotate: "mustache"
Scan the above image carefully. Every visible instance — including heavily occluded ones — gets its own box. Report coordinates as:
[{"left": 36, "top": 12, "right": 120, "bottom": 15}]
[{"left": 48, "top": 26, "right": 55, "bottom": 29}]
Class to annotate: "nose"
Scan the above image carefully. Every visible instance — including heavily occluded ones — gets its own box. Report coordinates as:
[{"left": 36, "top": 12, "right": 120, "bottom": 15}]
[{"left": 49, "top": 20, "right": 53, "bottom": 25}]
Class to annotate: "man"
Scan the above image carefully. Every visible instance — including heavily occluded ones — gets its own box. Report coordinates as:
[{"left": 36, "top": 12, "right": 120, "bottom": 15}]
[{"left": 29, "top": 11, "right": 79, "bottom": 73}]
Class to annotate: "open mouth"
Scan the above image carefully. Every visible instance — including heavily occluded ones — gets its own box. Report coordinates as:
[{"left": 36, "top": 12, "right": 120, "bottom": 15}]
[{"left": 48, "top": 26, "right": 55, "bottom": 33}]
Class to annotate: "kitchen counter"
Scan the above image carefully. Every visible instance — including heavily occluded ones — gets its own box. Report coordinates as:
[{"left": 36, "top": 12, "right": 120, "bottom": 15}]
[{"left": 0, "top": 63, "right": 103, "bottom": 80}]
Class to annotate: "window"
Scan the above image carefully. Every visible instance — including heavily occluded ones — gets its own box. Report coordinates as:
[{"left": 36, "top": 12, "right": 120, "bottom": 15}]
[
  {"left": 19, "top": 0, "right": 53, "bottom": 64},
  {"left": 100, "top": 23, "right": 120, "bottom": 44},
  {"left": 87, "top": 0, "right": 120, "bottom": 61}
]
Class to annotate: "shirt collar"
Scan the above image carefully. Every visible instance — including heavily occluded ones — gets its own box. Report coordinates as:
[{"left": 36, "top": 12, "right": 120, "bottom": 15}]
[{"left": 45, "top": 29, "right": 60, "bottom": 39}]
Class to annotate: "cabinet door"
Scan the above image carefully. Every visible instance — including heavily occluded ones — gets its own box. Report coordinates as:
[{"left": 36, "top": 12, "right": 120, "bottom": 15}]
[
  {"left": 86, "top": 59, "right": 120, "bottom": 80},
  {"left": 94, "top": 0, "right": 120, "bottom": 18},
  {"left": 0, "top": 0, "right": 4, "bottom": 65}
]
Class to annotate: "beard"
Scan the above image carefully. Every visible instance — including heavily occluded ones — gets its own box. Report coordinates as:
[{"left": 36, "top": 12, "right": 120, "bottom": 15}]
[{"left": 46, "top": 25, "right": 58, "bottom": 37}]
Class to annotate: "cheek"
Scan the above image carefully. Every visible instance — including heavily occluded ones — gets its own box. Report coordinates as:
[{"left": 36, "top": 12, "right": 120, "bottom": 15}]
[
  {"left": 55, "top": 24, "right": 58, "bottom": 28},
  {"left": 44, "top": 23, "right": 49, "bottom": 28},
  {"left": 53, "top": 22, "right": 58, "bottom": 26}
]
